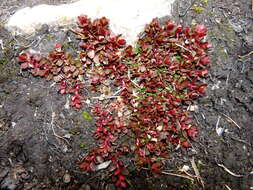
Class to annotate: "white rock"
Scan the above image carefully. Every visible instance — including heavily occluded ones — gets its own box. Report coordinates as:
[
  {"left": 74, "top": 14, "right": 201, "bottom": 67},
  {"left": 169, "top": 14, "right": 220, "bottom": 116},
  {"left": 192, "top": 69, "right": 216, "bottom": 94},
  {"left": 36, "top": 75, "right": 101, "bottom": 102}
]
[
  {"left": 188, "top": 105, "right": 199, "bottom": 112},
  {"left": 96, "top": 160, "right": 112, "bottom": 171},
  {"left": 63, "top": 173, "right": 71, "bottom": 183},
  {"left": 6, "top": 0, "right": 176, "bottom": 45}
]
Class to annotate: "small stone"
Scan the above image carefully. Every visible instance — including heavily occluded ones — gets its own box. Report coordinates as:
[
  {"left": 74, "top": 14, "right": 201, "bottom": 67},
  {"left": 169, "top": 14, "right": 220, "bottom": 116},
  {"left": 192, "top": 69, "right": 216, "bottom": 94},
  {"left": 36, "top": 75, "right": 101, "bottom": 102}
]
[
  {"left": 96, "top": 160, "right": 111, "bottom": 171},
  {"left": 63, "top": 173, "right": 71, "bottom": 183},
  {"left": 188, "top": 105, "right": 199, "bottom": 112},
  {"left": 156, "top": 125, "right": 163, "bottom": 131},
  {"left": 63, "top": 134, "right": 72, "bottom": 139},
  {"left": 181, "top": 165, "right": 190, "bottom": 172}
]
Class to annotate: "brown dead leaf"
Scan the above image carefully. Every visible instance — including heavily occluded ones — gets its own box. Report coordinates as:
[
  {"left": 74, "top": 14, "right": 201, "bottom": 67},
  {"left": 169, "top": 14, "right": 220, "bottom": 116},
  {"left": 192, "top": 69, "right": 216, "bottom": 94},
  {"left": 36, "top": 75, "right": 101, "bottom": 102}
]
[{"left": 191, "top": 157, "right": 205, "bottom": 188}]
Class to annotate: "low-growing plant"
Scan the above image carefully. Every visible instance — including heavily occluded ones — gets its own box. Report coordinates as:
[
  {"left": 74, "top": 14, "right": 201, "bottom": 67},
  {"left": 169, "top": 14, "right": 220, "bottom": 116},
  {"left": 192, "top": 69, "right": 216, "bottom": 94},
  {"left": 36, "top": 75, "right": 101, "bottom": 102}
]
[{"left": 18, "top": 15, "right": 211, "bottom": 189}]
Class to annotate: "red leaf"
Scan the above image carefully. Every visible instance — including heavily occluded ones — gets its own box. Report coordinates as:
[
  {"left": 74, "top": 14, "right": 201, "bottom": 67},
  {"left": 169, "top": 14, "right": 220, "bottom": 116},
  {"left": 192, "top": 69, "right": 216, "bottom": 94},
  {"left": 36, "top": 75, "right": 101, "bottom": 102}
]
[
  {"left": 59, "top": 89, "right": 66, "bottom": 94},
  {"left": 184, "top": 27, "right": 191, "bottom": 38},
  {"left": 78, "top": 15, "right": 88, "bottom": 24},
  {"left": 55, "top": 43, "right": 62, "bottom": 52},
  {"left": 182, "top": 141, "right": 190, "bottom": 148},
  {"left": 37, "top": 69, "right": 47, "bottom": 76},
  {"left": 151, "top": 163, "right": 162, "bottom": 174},
  {"left": 166, "top": 21, "right": 175, "bottom": 31},
  {"left": 20, "top": 63, "right": 29, "bottom": 69},
  {"left": 200, "top": 42, "right": 212, "bottom": 49},
  {"left": 114, "top": 168, "right": 121, "bottom": 176},
  {"left": 74, "top": 103, "right": 82, "bottom": 109},
  {"left": 80, "top": 162, "right": 90, "bottom": 171},
  {"left": 100, "top": 17, "right": 109, "bottom": 26},
  {"left": 18, "top": 52, "right": 30, "bottom": 62},
  {"left": 120, "top": 181, "right": 126, "bottom": 188},
  {"left": 115, "top": 179, "right": 126, "bottom": 188},
  {"left": 187, "top": 127, "right": 198, "bottom": 139},
  {"left": 189, "top": 92, "right": 199, "bottom": 99},
  {"left": 118, "top": 39, "right": 126, "bottom": 46},
  {"left": 175, "top": 25, "right": 183, "bottom": 35},
  {"left": 200, "top": 56, "right": 210, "bottom": 65},
  {"left": 194, "top": 24, "right": 207, "bottom": 37},
  {"left": 164, "top": 56, "right": 171, "bottom": 65},
  {"left": 198, "top": 85, "right": 206, "bottom": 94},
  {"left": 197, "top": 70, "right": 208, "bottom": 77}
]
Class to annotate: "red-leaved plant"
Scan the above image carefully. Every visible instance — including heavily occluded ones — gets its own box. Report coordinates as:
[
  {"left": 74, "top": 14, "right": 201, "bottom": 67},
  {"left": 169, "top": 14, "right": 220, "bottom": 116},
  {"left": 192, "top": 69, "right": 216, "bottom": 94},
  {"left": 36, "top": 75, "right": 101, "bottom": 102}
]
[{"left": 18, "top": 15, "right": 211, "bottom": 189}]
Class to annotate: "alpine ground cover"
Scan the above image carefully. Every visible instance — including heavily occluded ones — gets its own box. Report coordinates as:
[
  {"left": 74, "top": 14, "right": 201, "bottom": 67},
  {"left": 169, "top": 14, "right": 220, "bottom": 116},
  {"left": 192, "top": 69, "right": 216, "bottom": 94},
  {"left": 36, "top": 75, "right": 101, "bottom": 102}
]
[{"left": 18, "top": 15, "right": 211, "bottom": 189}]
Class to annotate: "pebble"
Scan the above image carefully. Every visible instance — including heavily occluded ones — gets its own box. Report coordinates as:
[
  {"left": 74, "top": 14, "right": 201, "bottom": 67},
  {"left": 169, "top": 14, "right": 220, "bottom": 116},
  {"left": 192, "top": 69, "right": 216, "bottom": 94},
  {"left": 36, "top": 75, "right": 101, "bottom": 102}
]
[
  {"left": 63, "top": 173, "right": 71, "bottom": 183},
  {"left": 188, "top": 105, "right": 199, "bottom": 112}
]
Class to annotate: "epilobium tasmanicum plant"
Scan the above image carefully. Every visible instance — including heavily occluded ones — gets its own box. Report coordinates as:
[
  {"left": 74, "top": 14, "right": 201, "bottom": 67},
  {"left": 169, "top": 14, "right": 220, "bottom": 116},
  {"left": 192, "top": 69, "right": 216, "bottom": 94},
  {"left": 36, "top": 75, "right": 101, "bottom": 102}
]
[{"left": 18, "top": 15, "right": 211, "bottom": 189}]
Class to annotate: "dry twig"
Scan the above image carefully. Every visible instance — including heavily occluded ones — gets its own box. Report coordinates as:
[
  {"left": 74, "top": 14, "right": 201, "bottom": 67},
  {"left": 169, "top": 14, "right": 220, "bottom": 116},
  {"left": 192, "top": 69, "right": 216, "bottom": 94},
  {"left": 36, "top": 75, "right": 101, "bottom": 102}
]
[
  {"left": 238, "top": 50, "right": 253, "bottom": 59},
  {"left": 220, "top": 113, "right": 241, "bottom": 129},
  {"left": 142, "top": 167, "right": 195, "bottom": 181},
  {"left": 230, "top": 136, "right": 251, "bottom": 146},
  {"left": 0, "top": 39, "right": 4, "bottom": 50},
  {"left": 50, "top": 107, "right": 70, "bottom": 145},
  {"left": 224, "top": 184, "right": 233, "bottom": 190},
  {"left": 91, "top": 95, "right": 120, "bottom": 100},
  {"left": 175, "top": 43, "right": 192, "bottom": 53},
  {"left": 13, "top": 32, "right": 44, "bottom": 49},
  {"left": 113, "top": 87, "right": 126, "bottom": 96},
  {"left": 161, "top": 171, "right": 195, "bottom": 181},
  {"left": 217, "top": 163, "right": 243, "bottom": 177},
  {"left": 191, "top": 157, "right": 205, "bottom": 188},
  {"left": 179, "top": 165, "right": 197, "bottom": 178}
]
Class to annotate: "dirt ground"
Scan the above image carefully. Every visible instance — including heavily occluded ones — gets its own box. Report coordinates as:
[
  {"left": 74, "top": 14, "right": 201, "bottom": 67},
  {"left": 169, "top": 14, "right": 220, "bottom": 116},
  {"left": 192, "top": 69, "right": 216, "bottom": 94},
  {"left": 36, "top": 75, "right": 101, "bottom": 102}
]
[{"left": 0, "top": 0, "right": 253, "bottom": 190}]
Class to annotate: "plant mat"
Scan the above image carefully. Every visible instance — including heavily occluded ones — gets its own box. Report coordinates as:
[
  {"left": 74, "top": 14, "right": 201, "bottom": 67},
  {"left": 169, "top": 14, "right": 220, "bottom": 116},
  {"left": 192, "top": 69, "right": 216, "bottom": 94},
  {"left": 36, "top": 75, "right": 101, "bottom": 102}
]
[{"left": 18, "top": 15, "right": 211, "bottom": 189}]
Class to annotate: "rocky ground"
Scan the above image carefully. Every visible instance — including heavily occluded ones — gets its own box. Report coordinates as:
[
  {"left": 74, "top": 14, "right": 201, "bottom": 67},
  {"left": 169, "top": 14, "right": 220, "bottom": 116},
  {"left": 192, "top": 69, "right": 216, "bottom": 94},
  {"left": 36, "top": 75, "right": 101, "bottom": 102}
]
[{"left": 0, "top": 0, "right": 252, "bottom": 190}]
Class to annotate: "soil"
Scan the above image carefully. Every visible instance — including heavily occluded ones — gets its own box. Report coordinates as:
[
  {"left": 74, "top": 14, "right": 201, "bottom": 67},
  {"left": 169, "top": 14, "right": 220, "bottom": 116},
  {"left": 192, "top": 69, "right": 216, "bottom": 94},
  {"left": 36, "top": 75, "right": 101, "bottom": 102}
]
[{"left": 0, "top": 0, "right": 253, "bottom": 190}]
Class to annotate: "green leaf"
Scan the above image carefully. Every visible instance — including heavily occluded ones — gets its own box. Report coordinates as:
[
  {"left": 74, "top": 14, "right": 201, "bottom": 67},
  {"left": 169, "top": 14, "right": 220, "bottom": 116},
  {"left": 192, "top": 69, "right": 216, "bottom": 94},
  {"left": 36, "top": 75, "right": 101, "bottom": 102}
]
[
  {"left": 82, "top": 111, "right": 93, "bottom": 121},
  {"left": 145, "top": 92, "right": 156, "bottom": 96},
  {"left": 191, "top": 51, "right": 197, "bottom": 57},
  {"left": 134, "top": 46, "right": 142, "bottom": 54},
  {"left": 194, "top": 7, "right": 203, "bottom": 13},
  {"left": 80, "top": 143, "right": 86, "bottom": 148},
  {"left": 174, "top": 55, "right": 181, "bottom": 60}
]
